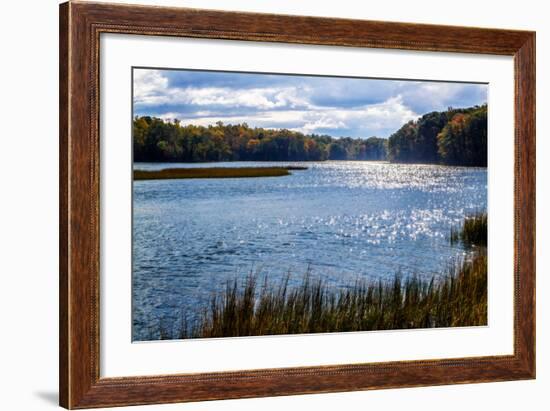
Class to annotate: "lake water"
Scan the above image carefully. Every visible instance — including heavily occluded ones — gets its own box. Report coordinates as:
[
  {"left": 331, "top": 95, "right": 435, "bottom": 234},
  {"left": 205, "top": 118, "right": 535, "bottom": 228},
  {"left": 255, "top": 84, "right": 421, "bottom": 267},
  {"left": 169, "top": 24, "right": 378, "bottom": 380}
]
[{"left": 132, "top": 161, "right": 487, "bottom": 341}]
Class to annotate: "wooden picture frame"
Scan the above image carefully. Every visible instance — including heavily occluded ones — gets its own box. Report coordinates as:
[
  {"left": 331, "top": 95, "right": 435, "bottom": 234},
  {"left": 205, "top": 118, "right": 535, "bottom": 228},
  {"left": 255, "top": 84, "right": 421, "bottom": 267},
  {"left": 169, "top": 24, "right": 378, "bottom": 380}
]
[{"left": 59, "top": 1, "right": 535, "bottom": 408}]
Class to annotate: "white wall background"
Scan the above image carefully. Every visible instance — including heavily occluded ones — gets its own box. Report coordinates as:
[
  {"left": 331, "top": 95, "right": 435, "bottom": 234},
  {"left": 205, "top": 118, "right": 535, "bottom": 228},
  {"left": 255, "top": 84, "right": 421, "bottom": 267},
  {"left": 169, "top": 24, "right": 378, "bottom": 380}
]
[{"left": 0, "top": 0, "right": 547, "bottom": 410}]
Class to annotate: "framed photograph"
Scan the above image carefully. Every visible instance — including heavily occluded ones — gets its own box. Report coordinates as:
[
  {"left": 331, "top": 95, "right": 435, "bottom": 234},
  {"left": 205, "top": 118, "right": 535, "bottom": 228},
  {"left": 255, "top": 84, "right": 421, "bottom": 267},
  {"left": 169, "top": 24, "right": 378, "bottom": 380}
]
[{"left": 59, "top": 1, "right": 535, "bottom": 408}]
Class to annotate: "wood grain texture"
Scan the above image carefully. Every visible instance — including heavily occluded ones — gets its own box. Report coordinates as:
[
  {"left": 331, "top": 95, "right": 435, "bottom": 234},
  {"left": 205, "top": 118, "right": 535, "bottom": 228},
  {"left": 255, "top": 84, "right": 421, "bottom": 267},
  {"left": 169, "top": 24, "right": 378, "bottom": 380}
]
[
  {"left": 59, "top": 1, "right": 536, "bottom": 408},
  {"left": 514, "top": 34, "right": 536, "bottom": 375},
  {"left": 59, "top": 2, "right": 69, "bottom": 407}
]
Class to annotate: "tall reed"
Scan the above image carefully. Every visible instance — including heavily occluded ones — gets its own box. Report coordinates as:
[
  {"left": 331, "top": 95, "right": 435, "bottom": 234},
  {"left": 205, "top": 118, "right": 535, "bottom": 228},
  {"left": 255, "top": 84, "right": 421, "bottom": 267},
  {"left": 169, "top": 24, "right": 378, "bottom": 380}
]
[
  {"left": 156, "top": 252, "right": 487, "bottom": 340},
  {"left": 151, "top": 212, "right": 488, "bottom": 340},
  {"left": 450, "top": 211, "right": 487, "bottom": 247}
]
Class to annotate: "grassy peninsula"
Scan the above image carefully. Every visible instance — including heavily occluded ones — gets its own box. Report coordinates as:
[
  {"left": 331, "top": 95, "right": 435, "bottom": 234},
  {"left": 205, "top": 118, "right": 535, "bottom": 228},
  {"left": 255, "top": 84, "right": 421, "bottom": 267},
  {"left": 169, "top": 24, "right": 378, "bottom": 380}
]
[{"left": 134, "top": 166, "right": 307, "bottom": 180}]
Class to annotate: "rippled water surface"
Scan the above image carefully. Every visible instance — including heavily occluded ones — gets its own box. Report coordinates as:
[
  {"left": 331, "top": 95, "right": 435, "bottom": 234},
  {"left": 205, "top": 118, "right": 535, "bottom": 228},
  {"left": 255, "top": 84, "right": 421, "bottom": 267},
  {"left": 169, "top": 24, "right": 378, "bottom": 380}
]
[{"left": 132, "top": 161, "right": 486, "bottom": 340}]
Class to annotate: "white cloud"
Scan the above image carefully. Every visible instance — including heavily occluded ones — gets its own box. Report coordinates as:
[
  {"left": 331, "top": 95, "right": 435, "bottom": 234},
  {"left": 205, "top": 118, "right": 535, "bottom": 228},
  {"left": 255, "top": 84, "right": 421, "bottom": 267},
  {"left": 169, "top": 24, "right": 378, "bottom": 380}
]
[
  {"left": 399, "top": 82, "right": 487, "bottom": 113},
  {"left": 133, "top": 70, "right": 168, "bottom": 104},
  {"left": 181, "top": 87, "right": 311, "bottom": 109},
  {"left": 292, "top": 95, "right": 417, "bottom": 134},
  {"left": 134, "top": 69, "right": 312, "bottom": 110},
  {"left": 159, "top": 95, "right": 417, "bottom": 137}
]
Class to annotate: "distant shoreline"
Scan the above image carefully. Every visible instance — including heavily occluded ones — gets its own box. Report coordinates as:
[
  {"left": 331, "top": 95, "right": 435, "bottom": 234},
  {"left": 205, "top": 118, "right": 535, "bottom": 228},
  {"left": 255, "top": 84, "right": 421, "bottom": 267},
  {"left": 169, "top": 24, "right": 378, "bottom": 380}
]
[
  {"left": 133, "top": 160, "right": 487, "bottom": 169},
  {"left": 133, "top": 105, "right": 486, "bottom": 166}
]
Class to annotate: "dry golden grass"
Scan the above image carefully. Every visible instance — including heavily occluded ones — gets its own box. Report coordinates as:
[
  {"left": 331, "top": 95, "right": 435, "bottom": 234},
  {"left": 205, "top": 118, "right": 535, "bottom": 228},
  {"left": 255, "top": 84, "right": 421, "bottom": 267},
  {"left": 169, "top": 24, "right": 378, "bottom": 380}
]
[
  {"left": 152, "top": 251, "right": 487, "bottom": 340},
  {"left": 450, "top": 211, "right": 487, "bottom": 247},
  {"left": 151, "top": 209, "right": 487, "bottom": 340},
  {"left": 134, "top": 167, "right": 304, "bottom": 180}
]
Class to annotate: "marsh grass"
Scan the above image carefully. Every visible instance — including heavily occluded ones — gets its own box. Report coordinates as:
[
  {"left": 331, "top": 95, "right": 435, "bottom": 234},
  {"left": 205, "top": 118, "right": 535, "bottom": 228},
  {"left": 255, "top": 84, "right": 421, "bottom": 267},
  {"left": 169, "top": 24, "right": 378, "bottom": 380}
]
[
  {"left": 450, "top": 211, "right": 487, "bottom": 247},
  {"left": 152, "top": 251, "right": 487, "bottom": 340},
  {"left": 134, "top": 166, "right": 307, "bottom": 180},
  {"left": 149, "top": 212, "right": 488, "bottom": 340}
]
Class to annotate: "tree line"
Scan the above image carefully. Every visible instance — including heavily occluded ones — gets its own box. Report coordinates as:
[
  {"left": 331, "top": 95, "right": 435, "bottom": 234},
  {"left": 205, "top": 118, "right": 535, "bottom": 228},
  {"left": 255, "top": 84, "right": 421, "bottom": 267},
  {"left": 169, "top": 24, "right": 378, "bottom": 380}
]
[
  {"left": 387, "top": 104, "right": 487, "bottom": 166},
  {"left": 133, "top": 104, "right": 487, "bottom": 166},
  {"left": 133, "top": 117, "right": 387, "bottom": 162}
]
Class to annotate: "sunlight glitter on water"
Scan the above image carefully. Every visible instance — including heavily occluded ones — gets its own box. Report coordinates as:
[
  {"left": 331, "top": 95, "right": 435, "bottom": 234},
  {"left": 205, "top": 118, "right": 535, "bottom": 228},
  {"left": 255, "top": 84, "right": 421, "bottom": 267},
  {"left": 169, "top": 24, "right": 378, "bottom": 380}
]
[{"left": 132, "top": 161, "right": 486, "bottom": 340}]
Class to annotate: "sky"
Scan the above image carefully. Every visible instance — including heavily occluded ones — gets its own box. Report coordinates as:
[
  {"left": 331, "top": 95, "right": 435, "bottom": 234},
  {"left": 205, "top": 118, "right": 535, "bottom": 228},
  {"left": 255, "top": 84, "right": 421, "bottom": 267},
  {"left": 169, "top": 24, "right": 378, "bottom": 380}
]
[{"left": 133, "top": 68, "right": 487, "bottom": 139}]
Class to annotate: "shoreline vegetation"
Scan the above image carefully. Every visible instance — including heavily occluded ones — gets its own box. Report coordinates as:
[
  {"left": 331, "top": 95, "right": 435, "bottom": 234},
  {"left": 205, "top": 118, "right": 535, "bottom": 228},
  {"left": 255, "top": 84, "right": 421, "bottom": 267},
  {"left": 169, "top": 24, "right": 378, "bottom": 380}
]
[
  {"left": 387, "top": 105, "right": 487, "bottom": 166},
  {"left": 133, "top": 104, "right": 486, "bottom": 167},
  {"left": 151, "top": 212, "right": 488, "bottom": 340},
  {"left": 450, "top": 212, "right": 488, "bottom": 247},
  {"left": 134, "top": 166, "right": 307, "bottom": 180}
]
